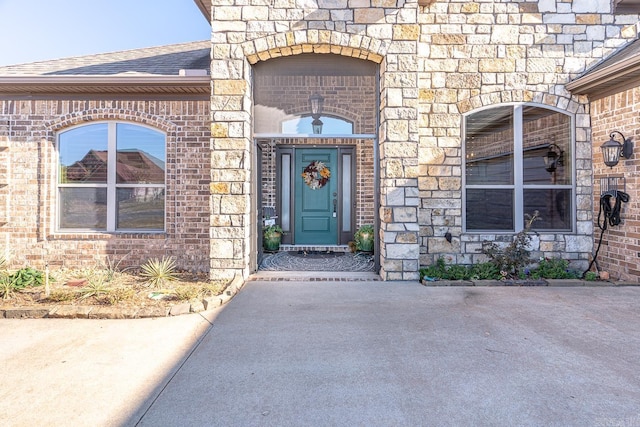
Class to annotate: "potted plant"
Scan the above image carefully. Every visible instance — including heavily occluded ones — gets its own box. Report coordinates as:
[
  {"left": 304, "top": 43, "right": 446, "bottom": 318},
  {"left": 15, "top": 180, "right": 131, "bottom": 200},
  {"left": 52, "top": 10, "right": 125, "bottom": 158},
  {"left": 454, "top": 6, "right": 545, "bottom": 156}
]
[
  {"left": 263, "top": 224, "right": 283, "bottom": 252},
  {"left": 354, "top": 224, "right": 374, "bottom": 253}
]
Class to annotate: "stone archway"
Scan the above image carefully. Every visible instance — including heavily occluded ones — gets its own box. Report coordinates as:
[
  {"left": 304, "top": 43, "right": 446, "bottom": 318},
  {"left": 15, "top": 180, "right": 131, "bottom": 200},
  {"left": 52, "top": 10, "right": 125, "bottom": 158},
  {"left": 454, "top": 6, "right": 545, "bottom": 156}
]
[{"left": 209, "top": 28, "right": 420, "bottom": 282}]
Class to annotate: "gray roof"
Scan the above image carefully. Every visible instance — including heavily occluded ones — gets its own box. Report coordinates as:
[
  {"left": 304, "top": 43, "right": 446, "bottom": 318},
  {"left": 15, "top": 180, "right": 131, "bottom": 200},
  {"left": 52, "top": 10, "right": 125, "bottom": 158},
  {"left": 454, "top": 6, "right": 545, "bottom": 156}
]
[
  {"left": 0, "top": 41, "right": 211, "bottom": 98},
  {"left": 0, "top": 40, "right": 210, "bottom": 76}
]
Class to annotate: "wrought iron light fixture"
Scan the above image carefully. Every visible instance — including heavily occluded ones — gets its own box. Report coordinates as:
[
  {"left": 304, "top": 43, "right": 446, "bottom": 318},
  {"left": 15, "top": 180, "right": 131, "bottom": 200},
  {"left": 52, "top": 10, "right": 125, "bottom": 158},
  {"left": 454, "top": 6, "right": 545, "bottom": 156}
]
[
  {"left": 543, "top": 143, "right": 564, "bottom": 173},
  {"left": 601, "top": 131, "right": 633, "bottom": 168},
  {"left": 311, "top": 117, "right": 323, "bottom": 135},
  {"left": 309, "top": 92, "right": 324, "bottom": 134}
]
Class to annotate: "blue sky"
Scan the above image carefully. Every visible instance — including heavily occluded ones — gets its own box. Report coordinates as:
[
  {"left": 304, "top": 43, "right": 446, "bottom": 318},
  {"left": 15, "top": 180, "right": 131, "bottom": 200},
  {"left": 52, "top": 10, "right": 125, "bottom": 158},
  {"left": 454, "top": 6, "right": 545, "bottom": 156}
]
[{"left": 0, "top": 0, "right": 211, "bottom": 66}]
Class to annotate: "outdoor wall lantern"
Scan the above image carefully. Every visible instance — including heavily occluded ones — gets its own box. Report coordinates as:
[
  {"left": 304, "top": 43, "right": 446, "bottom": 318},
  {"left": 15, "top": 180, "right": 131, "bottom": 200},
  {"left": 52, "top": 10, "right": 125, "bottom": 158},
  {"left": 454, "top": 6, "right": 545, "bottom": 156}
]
[
  {"left": 601, "top": 131, "right": 634, "bottom": 168},
  {"left": 311, "top": 117, "right": 323, "bottom": 135},
  {"left": 543, "top": 143, "right": 564, "bottom": 173},
  {"left": 309, "top": 92, "right": 324, "bottom": 134}
]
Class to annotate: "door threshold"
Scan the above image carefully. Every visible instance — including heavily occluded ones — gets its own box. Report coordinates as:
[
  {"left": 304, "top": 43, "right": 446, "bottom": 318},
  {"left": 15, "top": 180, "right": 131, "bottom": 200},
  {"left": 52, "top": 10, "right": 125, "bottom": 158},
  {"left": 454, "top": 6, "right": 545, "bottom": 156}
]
[{"left": 250, "top": 271, "right": 381, "bottom": 281}]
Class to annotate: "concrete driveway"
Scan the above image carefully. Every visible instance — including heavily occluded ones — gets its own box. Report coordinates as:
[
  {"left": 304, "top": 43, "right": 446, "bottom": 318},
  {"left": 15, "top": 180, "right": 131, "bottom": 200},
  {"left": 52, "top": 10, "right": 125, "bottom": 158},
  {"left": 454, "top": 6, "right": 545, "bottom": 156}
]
[{"left": 2, "top": 280, "right": 640, "bottom": 426}]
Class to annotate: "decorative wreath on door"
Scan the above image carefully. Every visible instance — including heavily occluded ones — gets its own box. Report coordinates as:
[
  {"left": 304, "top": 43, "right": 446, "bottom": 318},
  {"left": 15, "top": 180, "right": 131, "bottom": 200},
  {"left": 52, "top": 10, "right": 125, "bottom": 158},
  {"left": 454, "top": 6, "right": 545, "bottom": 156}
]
[{"left": 301, "top": 161, "right": 331, "bottom": 190}]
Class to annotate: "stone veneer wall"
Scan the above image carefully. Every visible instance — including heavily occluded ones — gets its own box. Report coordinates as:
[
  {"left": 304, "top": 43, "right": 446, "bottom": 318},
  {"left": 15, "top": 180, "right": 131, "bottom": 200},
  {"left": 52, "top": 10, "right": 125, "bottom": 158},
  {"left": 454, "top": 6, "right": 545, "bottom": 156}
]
[
  {"left": 417, "top": 1, "right": 639, "bottom": 270},
  {"left": 590, "top": 87, "right": 640, "bottom": 282},
  {"left": 208, "top": 0, "right": 639, "bottom": 280},
  {"left": 0, "top": 100, "right": 211, "bottom": 272},
  {"left": 209, "top": 0, "right": 420, "bottom": 280}
]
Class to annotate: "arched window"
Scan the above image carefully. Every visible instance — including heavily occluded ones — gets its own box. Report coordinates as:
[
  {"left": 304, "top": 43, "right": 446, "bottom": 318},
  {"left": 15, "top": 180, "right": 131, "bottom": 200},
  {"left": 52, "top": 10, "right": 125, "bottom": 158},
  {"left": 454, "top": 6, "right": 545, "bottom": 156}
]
[
  {"left": 57, "top": 122, "right": 166, "bottom": 232},
  {"left": 463, "top": 104, "right": 573, "bottom": 232},
  {"left": 253, "top": 53, "right": 378, "bottom": 136},
  {"left": 281, "top": 115, "right": 354, "bottom": 135}
]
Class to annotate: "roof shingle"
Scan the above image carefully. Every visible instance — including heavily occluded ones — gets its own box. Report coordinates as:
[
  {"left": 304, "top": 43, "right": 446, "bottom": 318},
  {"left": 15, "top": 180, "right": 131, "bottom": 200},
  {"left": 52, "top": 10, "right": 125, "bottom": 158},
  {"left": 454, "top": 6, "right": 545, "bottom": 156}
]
[{"left": 0, "top": 40, "right": 210, "bottom": 76}]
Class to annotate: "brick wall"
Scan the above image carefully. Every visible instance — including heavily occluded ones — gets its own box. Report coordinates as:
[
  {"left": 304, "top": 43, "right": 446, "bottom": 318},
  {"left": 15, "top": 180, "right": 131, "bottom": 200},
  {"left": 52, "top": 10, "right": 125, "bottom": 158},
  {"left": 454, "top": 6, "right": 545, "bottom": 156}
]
[
  {"left": 0, "top": 100, "right": 211, "bottom": 273},
  {"left": 259, "top": 137, "right": 375, "bottom": 233},
  {"left": 590, "top": 87, "right": 640, "bottom": 282}
]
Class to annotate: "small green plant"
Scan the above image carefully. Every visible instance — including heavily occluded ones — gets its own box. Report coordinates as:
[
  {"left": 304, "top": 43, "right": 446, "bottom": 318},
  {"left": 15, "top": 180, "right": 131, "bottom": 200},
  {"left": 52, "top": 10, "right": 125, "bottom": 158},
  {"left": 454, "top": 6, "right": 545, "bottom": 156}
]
[
  {"left": 263, "top": 224, "right": 283, "bottom": 239},
  {"left": 420, "top": 257, "right": 474, "bottom": 281},
  {"left": 140, "top": 256, "right": 178, "bottom": 288},
  {"left": 526, "top": 258, "right": 580, "bottom": 279},
  {"left": 420, "top": 257, "right": 446, "bottom": 280},
  {"left": 263, "top": 224, "right": 284, "bottom": 251},
  {"left": 584, "top": 271, "right": 598, "bottom": 281},
  {"left": 100, "top": 254, "right": 129, "bottom": 282},
  {"left": 446, "top": 264, "right": 472, "bottom": 280},
  {"left": 9, "top": 267, "right": 45, "bottom": 289},
  {"left": 79, "top": 279, "right": 111, "bottom": 300},
  {"left": 0, "top": 276, "right": 16, "bottom": 300},
  {"left": 481, "top": 211, "right": 540, "bottom": 279},
  {"left": 354, "top": 224, "right": 375, "bottom": 252},
  {"left": 470, "top": 262, "right": 501, "bottom": 280}
]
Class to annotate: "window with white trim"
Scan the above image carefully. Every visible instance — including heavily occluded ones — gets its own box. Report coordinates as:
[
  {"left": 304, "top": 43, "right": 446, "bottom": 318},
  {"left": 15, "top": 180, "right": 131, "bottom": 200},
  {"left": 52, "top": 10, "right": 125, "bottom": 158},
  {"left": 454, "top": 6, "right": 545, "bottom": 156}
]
[
  {"left": 57, "top": 122, "right": 166, "bottom": 232},
  {"left": 464, "top": 105, "right": 573, "bottom": 232}
]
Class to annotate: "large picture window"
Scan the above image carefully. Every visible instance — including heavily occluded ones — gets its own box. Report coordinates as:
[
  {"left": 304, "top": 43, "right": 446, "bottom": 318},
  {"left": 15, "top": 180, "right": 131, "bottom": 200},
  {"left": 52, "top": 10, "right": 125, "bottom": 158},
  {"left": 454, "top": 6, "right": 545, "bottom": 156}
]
[
  {"left": 464, "top": 105, "right": 573, "bottom": 232},
  {"left": 58, "top": 122, "right": 166, "bottom": 232}
]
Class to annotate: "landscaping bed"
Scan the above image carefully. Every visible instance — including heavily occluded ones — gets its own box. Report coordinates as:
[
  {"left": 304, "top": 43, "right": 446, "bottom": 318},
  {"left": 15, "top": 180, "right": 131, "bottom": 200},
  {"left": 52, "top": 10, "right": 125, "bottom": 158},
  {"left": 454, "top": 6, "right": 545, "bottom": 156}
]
[{"left": 0, "top": 265, "right": 235, "bottom": 319}]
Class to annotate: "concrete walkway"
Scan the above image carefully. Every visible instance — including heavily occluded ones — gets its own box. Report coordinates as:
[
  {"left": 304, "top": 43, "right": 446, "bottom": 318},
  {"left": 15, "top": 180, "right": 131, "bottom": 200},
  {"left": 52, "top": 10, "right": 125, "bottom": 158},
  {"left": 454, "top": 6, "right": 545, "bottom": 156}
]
[
  {"left": 0, "top": 309, "right": 221, "bottom": 427},
  {"left": 3, "top": 279, "right": 640, "bottom": 426}
]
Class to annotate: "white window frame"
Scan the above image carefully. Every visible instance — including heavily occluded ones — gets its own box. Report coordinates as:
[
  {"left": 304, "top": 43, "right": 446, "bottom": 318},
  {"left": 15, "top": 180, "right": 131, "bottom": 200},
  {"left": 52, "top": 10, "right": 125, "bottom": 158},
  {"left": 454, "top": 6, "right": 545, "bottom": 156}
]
[
  {"left": 462, "top": 103, "right": 575, "bottom": 233},
  {"left": 56, "top": 121, "right": 167, "bottom": 233}
]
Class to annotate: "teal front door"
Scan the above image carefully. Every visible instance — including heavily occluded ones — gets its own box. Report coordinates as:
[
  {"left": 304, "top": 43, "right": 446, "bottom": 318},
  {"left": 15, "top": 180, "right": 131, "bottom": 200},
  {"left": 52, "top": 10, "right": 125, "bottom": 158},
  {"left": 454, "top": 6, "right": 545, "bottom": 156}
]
[{"left": 294, "top": 148, "right": 338, "bottom": 244}]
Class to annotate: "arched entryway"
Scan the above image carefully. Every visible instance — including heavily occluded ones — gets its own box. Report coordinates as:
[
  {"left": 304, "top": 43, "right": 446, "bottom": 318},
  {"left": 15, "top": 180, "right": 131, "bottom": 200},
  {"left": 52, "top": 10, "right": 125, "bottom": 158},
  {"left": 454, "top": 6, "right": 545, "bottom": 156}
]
[{"left": 252, "top": 54, "right": 379, "bottom": 272}]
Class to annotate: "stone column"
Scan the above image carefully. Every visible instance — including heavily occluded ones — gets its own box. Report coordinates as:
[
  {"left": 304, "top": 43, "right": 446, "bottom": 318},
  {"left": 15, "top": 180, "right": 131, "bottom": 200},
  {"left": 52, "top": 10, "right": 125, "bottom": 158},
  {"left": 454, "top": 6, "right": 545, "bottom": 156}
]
[
  {"left": 209, "top": 8, "right": 252, "bottom": 281},
  {"left": 378, "top": 21, "right": 421, "bottom": 281}
]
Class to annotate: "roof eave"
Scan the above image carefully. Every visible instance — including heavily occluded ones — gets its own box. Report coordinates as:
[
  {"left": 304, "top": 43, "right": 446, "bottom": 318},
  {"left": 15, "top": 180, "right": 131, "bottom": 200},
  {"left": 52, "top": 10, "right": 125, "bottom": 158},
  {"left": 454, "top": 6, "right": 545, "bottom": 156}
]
[
  {"left": 566, "top": 54, "right": 640, "bottom": 98},
  {"left": 0, "top": 75, "right": 211, "bottom": 97},
  {"left": 194, "top": 0, "right": 211, "bottom": 20}
]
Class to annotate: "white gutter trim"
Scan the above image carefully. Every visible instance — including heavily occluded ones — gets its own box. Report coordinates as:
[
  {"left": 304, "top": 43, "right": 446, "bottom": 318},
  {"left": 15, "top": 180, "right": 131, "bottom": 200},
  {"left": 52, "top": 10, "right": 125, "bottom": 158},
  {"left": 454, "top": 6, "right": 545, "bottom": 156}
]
[
  {"left": 0, "top": 75, "right": 210, "bottom": 86},
  {"left": 566, "top": 53, "right": 640, "bottom": 94}
]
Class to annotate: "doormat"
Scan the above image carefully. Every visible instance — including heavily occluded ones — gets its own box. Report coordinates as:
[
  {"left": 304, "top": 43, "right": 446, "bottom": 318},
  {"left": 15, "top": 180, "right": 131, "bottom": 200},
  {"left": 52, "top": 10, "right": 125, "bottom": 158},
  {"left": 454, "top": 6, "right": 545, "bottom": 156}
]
[
  {"left": 259, "top": 251, "right": 374, "bottom": 272},
  {"left": 290, "top": 250, "right": 345, "bottom": 258}
]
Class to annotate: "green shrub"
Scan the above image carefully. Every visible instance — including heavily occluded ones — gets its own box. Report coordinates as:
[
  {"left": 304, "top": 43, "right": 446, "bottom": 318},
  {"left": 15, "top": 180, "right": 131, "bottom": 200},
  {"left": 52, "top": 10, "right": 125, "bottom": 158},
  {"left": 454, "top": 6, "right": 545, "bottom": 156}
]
[
  {"left": 584, "top": 271, "right": 598, "bottom": 281},
  {"left": 420, "top": 257, "right": 447, "bottom": 280},
  {"left": 420, "top": 257, "right": 474, "bottom": 280},
  {"left": 481, "top": 211, "right": 540, "bottom": 278},
  {"left": 527, "top": 258, "right": 580, "bottom": 279},
  {"left": 446, "top": 264, "right": 472, "bottom": 280},
  {"left": 470, "top": 262, "right": 501, "bottom": 280}
]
